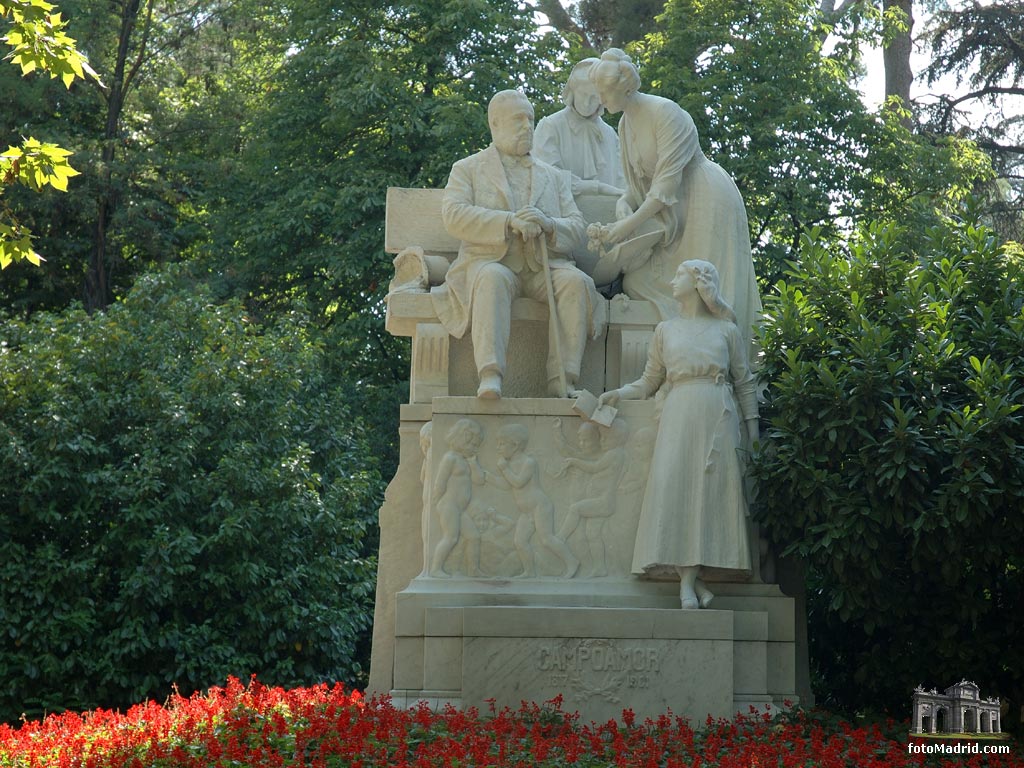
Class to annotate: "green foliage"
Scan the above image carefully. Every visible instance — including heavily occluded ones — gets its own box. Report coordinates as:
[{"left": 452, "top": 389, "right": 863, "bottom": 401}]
[
  {"left": 0, "top": 0, "right": 97, "bottom": 85},
  {"left": 0, "top": 0, "right": 92, "bottom": 272},
  {"left": 0, "top": 267, "right": 382, "bottom": 723},
  {"left": 0, "top": 137, "right": 77, "bottom": 195},
  {"left": 201, "top": 0, "right": 561, "bottom": 322},
  {"left": 925, "top": 1, "right": 1024, "bottom": 94},
  {"left": 753, "top": 212, "right": 1024, "bottom": 714},
  {"left": 921, "top": 1, "right": 1024, "bottom": 242},
  {"left": 638, "top": 0, "right": 993, "bottom": 286},
  {"left": 0, "top": 136, "right": 81, "bottom": 274},
  {"left": 576, "top": 0, "right": 664, "bottom": 50},
  {"left": 0, "top": 38, "right": 97, "bottom": 304},
  {"left": 1, "top": 0, "right": 271, "bottom": 307}
]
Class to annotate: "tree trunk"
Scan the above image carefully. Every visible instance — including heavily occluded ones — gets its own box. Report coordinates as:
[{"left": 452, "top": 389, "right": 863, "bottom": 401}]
[
  {"left": 535, "top": 0, "right": 595, "bottom": 51},
  {"left": 883, "top": 0, "right": 914, "bottom": 126},
  {"left": 86, "top": 0, "right": 143, "bottom": 312}
]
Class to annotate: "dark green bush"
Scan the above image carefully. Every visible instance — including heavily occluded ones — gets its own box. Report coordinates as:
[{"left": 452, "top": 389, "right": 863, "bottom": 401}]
[
  {"left": 754, "top": 214, "right": 1024, "bottom": 718},
  {"left": 0, "top": 269, "right": 382, "bottom": 723}
]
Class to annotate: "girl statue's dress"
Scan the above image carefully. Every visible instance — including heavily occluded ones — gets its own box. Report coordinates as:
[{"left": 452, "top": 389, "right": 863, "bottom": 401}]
[{"left": 627, "top": 315, "right": 757, "bottom": 578}]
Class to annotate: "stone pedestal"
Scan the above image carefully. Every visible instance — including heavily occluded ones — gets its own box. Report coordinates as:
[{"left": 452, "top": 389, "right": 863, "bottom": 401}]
[
  {"left": 368, "top": 392, "right": 798, "bottom": 724},
  {"left": 389, "top": 580, "right": 795, "bottom": 723}
]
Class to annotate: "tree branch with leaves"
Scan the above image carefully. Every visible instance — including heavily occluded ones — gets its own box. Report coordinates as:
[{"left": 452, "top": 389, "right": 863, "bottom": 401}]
[{"left": 1, "top": 0, "right": 97, "bottom": 269}]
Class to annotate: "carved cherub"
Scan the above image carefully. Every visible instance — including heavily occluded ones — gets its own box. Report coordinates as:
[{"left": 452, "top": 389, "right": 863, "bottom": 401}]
[
  {"left": 552, "top": 417, "right": 628, "bottom": 576},
  {"left": 485, "top": 423, "right": 580, "bottom": 578},
  {"left": 429, "top": 418, "right": 485, "bottom": 577}
]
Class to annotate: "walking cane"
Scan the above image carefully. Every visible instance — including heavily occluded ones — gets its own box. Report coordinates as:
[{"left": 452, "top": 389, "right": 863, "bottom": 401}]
[{"left": 537, "top": 234, "right": 569, "bottom": 398}]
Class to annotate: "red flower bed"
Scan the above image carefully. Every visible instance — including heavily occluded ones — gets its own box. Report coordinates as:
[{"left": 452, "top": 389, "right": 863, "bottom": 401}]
[{"left": 0, "top": 677, "right": 1019, "bottom": 767}]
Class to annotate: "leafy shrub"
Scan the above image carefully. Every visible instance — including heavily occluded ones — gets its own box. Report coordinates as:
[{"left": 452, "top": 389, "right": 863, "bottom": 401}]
[
  {"left": 0, "top": 269, "right": 382, "bottom": 723},
  {"left": 754, "top": 213, "right": 1024, "bottom": 717}
]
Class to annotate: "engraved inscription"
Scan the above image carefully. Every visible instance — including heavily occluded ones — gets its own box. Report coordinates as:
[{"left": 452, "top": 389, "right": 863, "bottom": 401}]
[
  {"left": 536, "top": 639, "right": 662, "bottom": 701},
  {"left": 538, "top": 642, "right": 660, "bottom": 673}
]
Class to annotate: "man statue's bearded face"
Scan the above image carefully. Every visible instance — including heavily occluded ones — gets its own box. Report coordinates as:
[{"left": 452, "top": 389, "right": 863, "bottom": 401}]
[{"left": 490, "top": 97, "right": 534, "bottom": 157}]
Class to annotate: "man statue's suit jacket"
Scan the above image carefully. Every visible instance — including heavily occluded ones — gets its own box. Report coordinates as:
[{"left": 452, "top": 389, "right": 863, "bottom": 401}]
[{"left": 432, "top": 144, "right": 590, "bottom": 339}]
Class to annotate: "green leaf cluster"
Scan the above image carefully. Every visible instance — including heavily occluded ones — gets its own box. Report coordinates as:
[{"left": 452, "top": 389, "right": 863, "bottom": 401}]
[
  {"left": 0, "top": 137, "right": 80, "bottom": 270},
  {"left": 0, "top": 136, "right": 78, "bottom": 193},
  {"left": 1, "top": 0, "right": 94, "bottom": 273},
  {"left": 753, "top": 212, "right": 1024, "bottom": 714},
  {"left": 0, "top": 0, "right": 97, "bottom": 86},
  {"left": 0, "top": 267, "right": 383, "bottom": 723}
]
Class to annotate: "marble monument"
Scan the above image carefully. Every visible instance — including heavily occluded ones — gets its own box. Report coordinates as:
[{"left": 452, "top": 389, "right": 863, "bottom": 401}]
[{"left": 371, "top": 75, "right": 798, "bottom": 724}]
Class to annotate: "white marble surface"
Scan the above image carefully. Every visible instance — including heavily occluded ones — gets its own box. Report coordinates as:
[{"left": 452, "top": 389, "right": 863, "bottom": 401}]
[{"left": 463, "top": 635, "right": 733, "bottom": 722}]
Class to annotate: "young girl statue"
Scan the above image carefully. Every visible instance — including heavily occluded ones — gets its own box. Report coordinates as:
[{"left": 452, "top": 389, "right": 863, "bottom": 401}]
[{"left": 599, "top": 260, "right": 758, "bottom": 609}]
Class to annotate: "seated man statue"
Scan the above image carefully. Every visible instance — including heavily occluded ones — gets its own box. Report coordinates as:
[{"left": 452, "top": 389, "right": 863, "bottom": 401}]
[{"left": 432, "top": 90, "right": 604, "bottom": 399}]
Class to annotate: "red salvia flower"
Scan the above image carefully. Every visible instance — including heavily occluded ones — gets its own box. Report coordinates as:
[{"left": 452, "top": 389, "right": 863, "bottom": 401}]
[{"left": 0, "top": 679, "right": 1021, "bottom": 767}]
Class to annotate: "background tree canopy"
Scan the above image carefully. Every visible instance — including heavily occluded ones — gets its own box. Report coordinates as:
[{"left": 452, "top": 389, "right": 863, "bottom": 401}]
[
  {"left": 638, "top": 0, "right": 991, "bottom": 285},
  {"left": 2, "top": 0, "right": 1023, "bottom": 726}
]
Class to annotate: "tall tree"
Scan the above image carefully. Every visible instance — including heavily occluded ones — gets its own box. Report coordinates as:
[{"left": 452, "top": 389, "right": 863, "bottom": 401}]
[
  {"left": 641, "top": 0, "right": 989, "bottom": 284},
  {"left": 922, "top": 1, "right": 1024, "bottom": 239},
  {"left": 541, "top": 0, "right": 918, "bottom": 111},
  {"left": 1, "top": 0, "right": 271, "bottom": 312},
  {"left": 882, "top": 0, "right": 914, "bottom": 107},
  {"left": 535, "top": 0, "right": 664, "bottom": 52},
  {"left": 87, "top": 0, "right": 148, "bottom": 310},
  {"left": 80, "top": 0, "right": 269, "bottom": 310},
  {"left": 817, "top": 0, "right": 915, "bottom": 113}
]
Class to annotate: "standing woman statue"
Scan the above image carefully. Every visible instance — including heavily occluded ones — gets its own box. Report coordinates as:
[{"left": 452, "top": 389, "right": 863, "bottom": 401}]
[
  {"left": 588, "top": 48, "right": 762, "bottom": 350},
  {"left": 599, "top": 260, "right": 758, "bottom": 609}
]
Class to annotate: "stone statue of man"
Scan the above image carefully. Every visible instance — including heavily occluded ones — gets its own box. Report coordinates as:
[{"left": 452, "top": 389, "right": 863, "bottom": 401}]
[
  {"left": 431, "top": 90, "right": 604, "bottom": 399},
  {"left": 534, "top": 58, "right": 625, "bottom": 196}
]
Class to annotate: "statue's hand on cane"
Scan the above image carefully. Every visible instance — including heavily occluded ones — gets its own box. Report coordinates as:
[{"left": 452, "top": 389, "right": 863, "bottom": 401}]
[
  {"left": 510, "top": 216, "right": 541, "bottom": 241},
  {"left": 515, "top": 206, "right": 554, "bottom": 238}
]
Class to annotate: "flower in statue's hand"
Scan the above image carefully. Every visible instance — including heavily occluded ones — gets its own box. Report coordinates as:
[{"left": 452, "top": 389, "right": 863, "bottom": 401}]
[{"left": 587, "top": 222, "right": 608, "bottom": 254}]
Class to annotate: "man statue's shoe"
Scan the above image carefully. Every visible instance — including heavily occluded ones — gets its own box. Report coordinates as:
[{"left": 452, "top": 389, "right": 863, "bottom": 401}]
[
  {"left": 477, "top": 371, "right": 502, "bottom": 399},
  {"left": 547, "top": 377, "right": 583, "bottom": 398}
]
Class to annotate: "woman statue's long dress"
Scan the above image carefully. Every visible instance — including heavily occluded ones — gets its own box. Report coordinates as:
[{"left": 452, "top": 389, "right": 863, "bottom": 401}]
[
  {"left": 600, "top": 260, "right": 758, "bottom": 609},
  {"left": 589, "top": 49, "right": 762, "bottom": 351}
]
